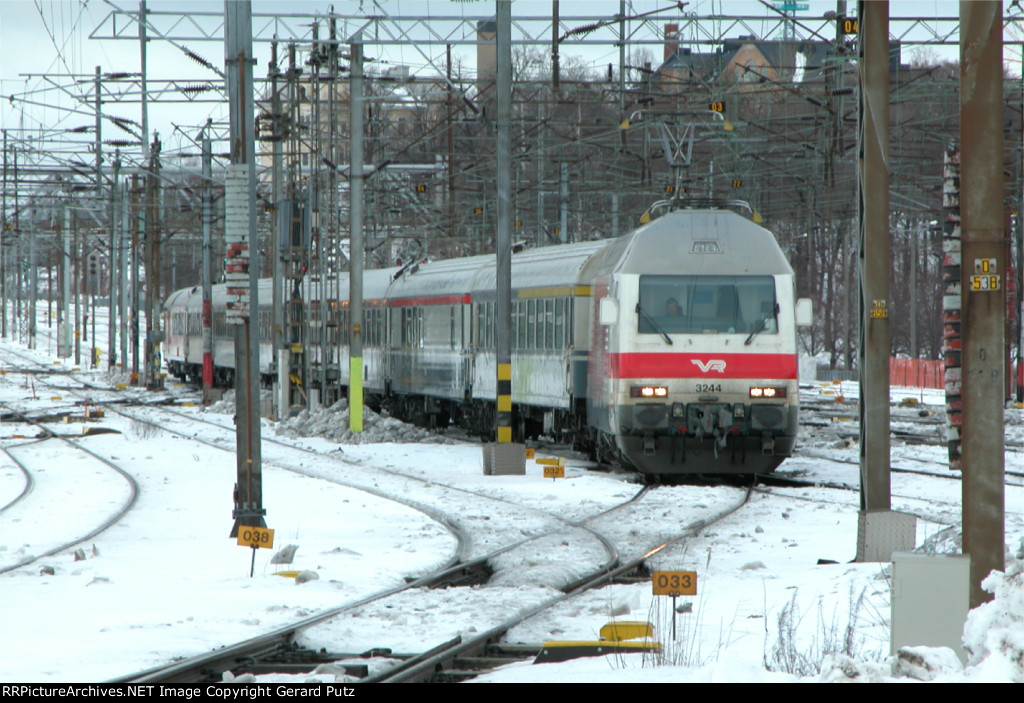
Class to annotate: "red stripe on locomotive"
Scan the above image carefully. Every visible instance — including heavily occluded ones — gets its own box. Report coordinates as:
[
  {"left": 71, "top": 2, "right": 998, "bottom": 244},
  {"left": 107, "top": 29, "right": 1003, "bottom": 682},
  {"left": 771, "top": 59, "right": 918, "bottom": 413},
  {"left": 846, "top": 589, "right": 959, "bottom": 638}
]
[{"left": 607, "top": 352, "right": 798, "bottom": 379}]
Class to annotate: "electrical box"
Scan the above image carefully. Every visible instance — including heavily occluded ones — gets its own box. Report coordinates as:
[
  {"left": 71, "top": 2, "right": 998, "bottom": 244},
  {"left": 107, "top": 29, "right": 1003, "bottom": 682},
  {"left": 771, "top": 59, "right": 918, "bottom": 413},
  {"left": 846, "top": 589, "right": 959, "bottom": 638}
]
[{"left": 891, "top": 552, "right": 970, "bottom": 663}]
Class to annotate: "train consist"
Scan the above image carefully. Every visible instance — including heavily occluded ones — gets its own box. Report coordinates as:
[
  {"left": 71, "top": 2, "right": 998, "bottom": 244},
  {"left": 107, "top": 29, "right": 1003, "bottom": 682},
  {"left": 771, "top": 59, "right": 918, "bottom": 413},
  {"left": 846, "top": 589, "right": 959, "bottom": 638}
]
[{"left": 164, "top": 206, "right": 812, "bottom": 477}]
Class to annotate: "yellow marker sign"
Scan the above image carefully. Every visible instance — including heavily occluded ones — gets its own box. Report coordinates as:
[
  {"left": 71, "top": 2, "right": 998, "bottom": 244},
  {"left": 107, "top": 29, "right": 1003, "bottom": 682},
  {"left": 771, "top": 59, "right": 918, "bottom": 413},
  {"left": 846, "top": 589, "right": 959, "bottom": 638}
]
[
  {"left": 870, "top": 299, "right": 888, "bottom": 319},
  {"left": 236, "top": 526, "right": 274, "bottom": 549},
  {"left": 970, "top": 258, "right": 1000, "bottom": 291},
  {"left": 525, "top": 447, "right": 535, "bottom": 459},
  {"left": 537, "top": 456, "right": 566, "bottom": 479},
  {"left": 652, "top": 570, "right": 697, "bottom": 596},
  {"left": 543, "top": 464, "right": 565, "bottom": 479}
]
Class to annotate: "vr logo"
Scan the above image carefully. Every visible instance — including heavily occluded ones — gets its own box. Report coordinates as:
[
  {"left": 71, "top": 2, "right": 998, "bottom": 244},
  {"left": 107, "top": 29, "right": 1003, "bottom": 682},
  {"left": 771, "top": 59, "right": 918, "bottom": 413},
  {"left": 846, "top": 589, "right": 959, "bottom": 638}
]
[{"left": 691, "top": 359, "right": 727, "bottom": 373}]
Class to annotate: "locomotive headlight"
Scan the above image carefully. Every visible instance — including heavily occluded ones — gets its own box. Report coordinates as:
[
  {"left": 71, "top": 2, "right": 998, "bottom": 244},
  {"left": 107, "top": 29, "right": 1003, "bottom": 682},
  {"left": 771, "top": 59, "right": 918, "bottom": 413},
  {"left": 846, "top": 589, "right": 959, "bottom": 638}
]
[
  {"left": 631, "top": 386, "right": 668, "bottom": 398},
  {"left": 749, "top": 386, "right": 787, "bottom": 399}
]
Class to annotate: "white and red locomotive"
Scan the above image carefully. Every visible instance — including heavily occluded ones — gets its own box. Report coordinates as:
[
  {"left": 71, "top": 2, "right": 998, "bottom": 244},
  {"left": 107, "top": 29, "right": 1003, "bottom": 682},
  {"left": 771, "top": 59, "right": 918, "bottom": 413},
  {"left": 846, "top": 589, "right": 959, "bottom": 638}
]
[{"left": 164, "top": 206, "right": 811, "bottom": 477}]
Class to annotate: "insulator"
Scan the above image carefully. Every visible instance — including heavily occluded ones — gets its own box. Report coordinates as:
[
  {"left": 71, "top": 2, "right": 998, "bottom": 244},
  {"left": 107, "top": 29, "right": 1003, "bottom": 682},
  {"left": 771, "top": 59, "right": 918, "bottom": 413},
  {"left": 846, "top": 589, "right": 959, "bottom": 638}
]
[
  {"left": 111, "top": 118, "right": 140, "bottom": 137},
  {"left": 109, "top": 115, "right": 140, "bottom": 127},
  {"left": 184, "top": 48, "right": 216, "bottom": 71},
  {"left": 104, "top": 140, "right": 138, "bottom": 147},
  {"left": 103, "top": 72, "right": 135, "bottom": 80},
  {"left": 565, "top": 21, "right": 602, "bottom": 38},
  {"left": 181, "top": 84, "right": 213, "bottom": 94}
]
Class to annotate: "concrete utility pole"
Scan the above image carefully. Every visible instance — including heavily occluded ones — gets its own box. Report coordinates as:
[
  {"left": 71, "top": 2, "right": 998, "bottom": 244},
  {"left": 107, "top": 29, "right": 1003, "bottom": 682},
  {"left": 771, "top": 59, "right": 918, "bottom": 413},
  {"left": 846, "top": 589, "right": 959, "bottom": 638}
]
[
  {"left": 108, "top": 152, "right": 120, "bottom": 370},
  {"left": 349, "top": 35, "right": 365, "bottom": 433},
  {"left": 59, "top": 207, "right": 71, "bottom": 358},
  {"left": 269, "top": 42, "right": 284, "bottom": 419},
  {"left": 120, "top": 179, "right": 129, "bottom": 376},
  {"left": 483, "top": 0, "right": 524, "bottom": 476},
  {"left": 959, "top": 0, "right": 1005, "bottom": 607},
  {"left": 1, "top": 129, "right": 6, "bottom": 340},
  {"left": 145, "top": 134, "right": 163, "bottom": 389},
  {"left": 225, "top": 0, "right": 266, "bottom": 536},
  {"left": 74, "top": 216, "right": 80, "bottom": 364},
  {"left": 131, "top": 173, "right": 140, "bottom": 383},
  {"left": 28, "top": 203, "right": 36, "bottom": 351},
  {"left": 857, "top": 0, "right": 891, "bottom": 515},
  {"left": 201, "top": 121, "right": 213, "bottom": 405},
  {"left": 138, "top": 0, "right": 149, "bottom": 381}
]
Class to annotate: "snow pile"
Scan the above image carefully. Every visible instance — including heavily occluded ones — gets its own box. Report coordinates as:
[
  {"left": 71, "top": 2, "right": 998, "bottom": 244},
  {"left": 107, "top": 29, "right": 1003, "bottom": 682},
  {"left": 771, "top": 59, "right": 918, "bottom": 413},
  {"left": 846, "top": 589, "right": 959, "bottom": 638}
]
[
  {"left": 275, "top": 398, "right": 450, "bottom": 445},
  {"left": 204, "top": 389, "right": 273, "bottom": 415},
  {"left": 814, "top": 557, "right": 1024, "bottom": 683},
  {"left": 962, "top": 558, "right": 1024, "bottom": 682}
]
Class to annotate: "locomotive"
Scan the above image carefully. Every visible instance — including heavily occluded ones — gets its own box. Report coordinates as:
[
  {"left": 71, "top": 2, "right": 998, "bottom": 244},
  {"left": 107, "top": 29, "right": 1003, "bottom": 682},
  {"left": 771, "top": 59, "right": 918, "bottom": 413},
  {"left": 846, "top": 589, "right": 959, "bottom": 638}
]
[{"left": 164, "top": 205, "right": 812, "bottom": 477}]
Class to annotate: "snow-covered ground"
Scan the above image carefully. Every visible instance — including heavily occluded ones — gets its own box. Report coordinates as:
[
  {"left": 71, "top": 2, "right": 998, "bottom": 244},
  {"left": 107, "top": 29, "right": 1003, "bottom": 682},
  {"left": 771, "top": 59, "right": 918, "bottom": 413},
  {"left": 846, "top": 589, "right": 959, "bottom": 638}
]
[{"left": 1, "top": 313, "right": 1023, "bottom": 683}]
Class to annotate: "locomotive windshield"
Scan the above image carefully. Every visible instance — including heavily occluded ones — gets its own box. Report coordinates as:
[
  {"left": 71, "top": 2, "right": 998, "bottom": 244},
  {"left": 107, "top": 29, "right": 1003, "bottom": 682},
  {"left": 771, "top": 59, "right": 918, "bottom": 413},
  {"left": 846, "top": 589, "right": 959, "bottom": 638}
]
[{"left": 638, "top": 275, "right": 777, "bottom": 335}]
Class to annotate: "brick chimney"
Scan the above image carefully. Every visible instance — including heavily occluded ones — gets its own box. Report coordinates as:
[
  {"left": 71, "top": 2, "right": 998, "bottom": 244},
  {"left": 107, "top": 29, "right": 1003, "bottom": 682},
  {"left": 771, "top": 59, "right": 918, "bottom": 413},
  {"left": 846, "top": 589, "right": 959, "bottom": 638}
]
[
  {"left": 477, "top": 19, "right": 497, "bottom": 85},
  {"left": 664, "top": 23, "right": 679, "bottom": 61}
]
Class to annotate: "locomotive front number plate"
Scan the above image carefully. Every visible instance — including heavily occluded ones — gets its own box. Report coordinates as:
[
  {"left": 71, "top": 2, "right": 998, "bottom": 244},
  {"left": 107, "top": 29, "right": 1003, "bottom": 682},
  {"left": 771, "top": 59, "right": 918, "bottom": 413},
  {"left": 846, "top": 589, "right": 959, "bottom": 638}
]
[{"left": 652, "top": 570, "right": 697, "bottom": 596}]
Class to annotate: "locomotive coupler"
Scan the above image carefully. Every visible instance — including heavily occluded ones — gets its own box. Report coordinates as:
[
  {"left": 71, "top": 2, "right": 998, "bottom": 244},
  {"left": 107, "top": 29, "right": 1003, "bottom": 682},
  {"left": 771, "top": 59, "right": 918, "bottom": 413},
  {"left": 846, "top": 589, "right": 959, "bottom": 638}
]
[{"left": 642, "top": 433, "right": 656, "bottom": 455}]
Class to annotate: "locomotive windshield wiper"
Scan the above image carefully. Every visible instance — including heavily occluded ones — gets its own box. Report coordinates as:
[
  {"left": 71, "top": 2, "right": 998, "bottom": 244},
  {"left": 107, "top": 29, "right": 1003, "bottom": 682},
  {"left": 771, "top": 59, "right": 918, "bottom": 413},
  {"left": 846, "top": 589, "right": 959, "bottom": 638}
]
[
  {"left": 635, "top": 303, "right": 673, "bottom": 345},
  {"left": 745, "top": 303, "right": 780, "bottom": 346}
]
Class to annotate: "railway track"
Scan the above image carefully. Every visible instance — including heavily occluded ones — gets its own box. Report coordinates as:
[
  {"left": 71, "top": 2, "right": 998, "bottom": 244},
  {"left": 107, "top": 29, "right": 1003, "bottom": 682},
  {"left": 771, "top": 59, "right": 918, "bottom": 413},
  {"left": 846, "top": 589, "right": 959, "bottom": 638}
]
[
  {"left": 0, "top": 347, "right": 643, "bottom": 681},
  {"left": 1, "top": 357, "right": 761, "bottom": 683},
  {"left": 0, "top": 402, "right": 139, "bottom": 576},
  {"left": 4, "top": 341, "right": 1018, "bottom": 682}
]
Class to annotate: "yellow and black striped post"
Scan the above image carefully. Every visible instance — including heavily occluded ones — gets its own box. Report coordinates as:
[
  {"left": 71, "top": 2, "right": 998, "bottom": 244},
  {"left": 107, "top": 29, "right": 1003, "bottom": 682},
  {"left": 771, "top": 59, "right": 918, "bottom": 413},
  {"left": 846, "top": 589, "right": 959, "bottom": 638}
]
[{"left": 496, "top": 362, "right": 512, "bottom": 444}]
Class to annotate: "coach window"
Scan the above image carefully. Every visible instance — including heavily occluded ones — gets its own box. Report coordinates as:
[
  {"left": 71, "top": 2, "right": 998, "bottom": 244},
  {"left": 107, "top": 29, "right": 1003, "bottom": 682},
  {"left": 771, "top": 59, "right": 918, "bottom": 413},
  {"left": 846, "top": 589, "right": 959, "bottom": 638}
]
[
  {"left": 525, "top": 300, "right": 533, "bottom": 350},
  {"left": 449, "top": 306, "right": 456, "bottom": 349},
  {"left": 554, "top": 298, "right": 565, "bottom": 349},
  {"left": 544, "top": 299, "right": 554, "bottom": 349},
  {"left": 472, "top": 303, "right": 480, "bottom": 349},
  {"left": 539, "top": 299, "right": 548, "bottom": 349},
  {"left": 487, "top": 301, "right": 496, "bottom": 349},
  {"left": 515, "top": 301, "right": 525, "bottom": 350},
  {"left": 538, "top": 299, "right": 548, "bottom": 350},
  {"left": 401, "top": 307, "right": 412, "bottom": 347}
]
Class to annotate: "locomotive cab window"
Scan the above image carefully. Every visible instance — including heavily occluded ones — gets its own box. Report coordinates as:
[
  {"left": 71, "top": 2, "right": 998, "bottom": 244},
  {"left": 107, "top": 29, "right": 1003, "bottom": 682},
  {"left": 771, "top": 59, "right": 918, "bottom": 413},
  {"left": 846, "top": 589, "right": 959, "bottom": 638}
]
[{"left": 638, "top": 275, "right": 777, "bottom": 335}]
